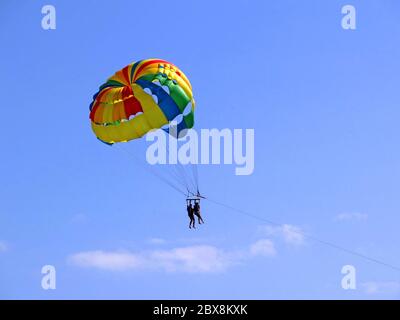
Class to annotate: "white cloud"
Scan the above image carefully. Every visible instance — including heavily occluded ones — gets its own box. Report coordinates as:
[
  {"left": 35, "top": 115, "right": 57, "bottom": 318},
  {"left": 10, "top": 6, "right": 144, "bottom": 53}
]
[
  {"left": 282, "top": 224, "right": 305, "bottom": 245},
  {"left": 261, "top": 224, "right": 305, "bottom": 246},
  {"left": 334, "top": 212, "right": 368, "bottom": 222},
  {"left": 150, "top": 245, "right": 233, "bottom": 273},
  {"left": 361, "top": 281, "right": 400, "bottom": 295},
  {"left": 68, "top": 250, "right": 143, "bottom": 271},
  {"left": 148, "top": 238, "right": 167, "bottom": 245},
  {"left": 0, "top": 241, "right": 7, "bottom": 252},
  {"left": 69, "top": 245, "right": 235, "bottom": 273},
  {"left": 250, "top": 239, "right": 276, "bottom": 257}
]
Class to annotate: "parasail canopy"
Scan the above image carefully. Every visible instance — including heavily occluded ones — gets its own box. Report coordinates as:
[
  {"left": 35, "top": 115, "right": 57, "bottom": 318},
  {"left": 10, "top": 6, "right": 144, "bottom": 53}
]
[{"left": 89, "top": 58, "right": 195, "bottom": 144}]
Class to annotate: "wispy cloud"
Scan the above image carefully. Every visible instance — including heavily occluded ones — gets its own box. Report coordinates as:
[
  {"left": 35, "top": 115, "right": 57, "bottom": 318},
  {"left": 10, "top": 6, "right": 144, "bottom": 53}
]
[
  {"left": 149, "top": 245, "right": 235, "bottom": 273},
  {"left": 334, "top": 212, "right": 368, "bottom": 222},
  {"left": 147, "top": 238, "right": 167, "bottom": 245},
  {"left": 260, "top": 224, "right": 306, "bottom": 246},
  {"left": 69, "top": 236, "right": 280, "bottom": 273},
  {"left": 249, "top": 239, "right": 276, "bottom": 257},
  {"left": 0, "top": 241, "right": 8, "bottom": 253},
  {"left": 69, "top": 245, "right": 237, "bottom": 273},
  {"left": 68, "top": 250, "right": 143, "bottom": 271},
  {"left": 361, "top": 281, "right": 400, "bottom": 295}
]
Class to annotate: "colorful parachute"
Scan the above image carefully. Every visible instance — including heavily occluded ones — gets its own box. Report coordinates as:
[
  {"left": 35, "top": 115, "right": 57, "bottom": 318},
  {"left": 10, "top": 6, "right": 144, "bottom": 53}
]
[{"left": 89, "top": 58, "right": 195, "bottom": 144}]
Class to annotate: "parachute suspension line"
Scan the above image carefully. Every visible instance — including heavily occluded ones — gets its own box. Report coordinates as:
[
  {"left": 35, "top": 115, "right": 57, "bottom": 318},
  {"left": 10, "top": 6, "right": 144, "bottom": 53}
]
[
  {"left": 166, "top": 134, "right": 196, "bottom": 191},
  {"left": 142, "top": 137, "right": 198, "bottom": 194},
  {"left": 165, "top": 144, "right": 198, "bottom": 195},
  {"left": 170, "top": 162, "right": 193, "bottom": 194},
  {"left": 163, "top": 146, "right": 192, "bottom": 193},
  {"left": 164, "top": 161, "right": 191, "bottom": 193},
  {"left": 205, "top": 197, "right": 400, "bottom": 273},
  {"left": 179, "top": 158, "right": 198, "bottom": 196},
  {"left": 180, "top": 161, "right": 198, "bottom": 195},
  {"left": 193, "top": 163, "right": 200, "bottom": 194},
  {"left": 116, "top": 144, "right": 187, "bottom": 196}
]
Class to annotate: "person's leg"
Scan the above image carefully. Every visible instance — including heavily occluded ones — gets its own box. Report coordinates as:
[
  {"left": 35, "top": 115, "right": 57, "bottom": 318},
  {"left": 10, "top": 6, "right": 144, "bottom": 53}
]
[
  {"left": 189, "top": 215, "right": 194, "bottom": 228},
  {"left": 195, "top": 212, "right": 203, "bottom": 224}
]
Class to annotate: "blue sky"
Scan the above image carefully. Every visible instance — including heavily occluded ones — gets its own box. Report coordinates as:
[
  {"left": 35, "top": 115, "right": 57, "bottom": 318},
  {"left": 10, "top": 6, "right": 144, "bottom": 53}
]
[{"left": 1, "top": 0, "right": 400, "bottom": 299}]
